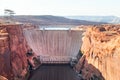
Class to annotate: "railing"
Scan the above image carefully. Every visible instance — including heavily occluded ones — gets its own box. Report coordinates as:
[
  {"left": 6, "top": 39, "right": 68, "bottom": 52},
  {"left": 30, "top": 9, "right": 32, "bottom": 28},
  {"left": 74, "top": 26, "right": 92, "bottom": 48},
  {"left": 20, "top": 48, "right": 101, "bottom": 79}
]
[{"left": 39, "top": 56, "right": 73, "bottom": 64}]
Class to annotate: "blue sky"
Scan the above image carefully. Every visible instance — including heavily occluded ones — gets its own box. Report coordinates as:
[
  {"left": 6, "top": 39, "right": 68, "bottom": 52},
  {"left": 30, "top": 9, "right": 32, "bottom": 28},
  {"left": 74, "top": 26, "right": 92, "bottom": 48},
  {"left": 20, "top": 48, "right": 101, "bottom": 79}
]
[{"left": 0, "top": 0, "right": 120, "bottom": 16}]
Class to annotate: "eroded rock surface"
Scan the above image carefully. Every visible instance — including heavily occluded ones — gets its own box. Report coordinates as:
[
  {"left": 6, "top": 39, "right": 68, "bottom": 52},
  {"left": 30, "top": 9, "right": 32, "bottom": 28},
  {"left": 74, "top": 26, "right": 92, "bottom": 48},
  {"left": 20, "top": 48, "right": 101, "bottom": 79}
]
[
  {"left": 75, "top": 25, "right": 120, "bottom": 80},
  {"left": 0, "top": 24, "right": 29, "bottom": 80}
]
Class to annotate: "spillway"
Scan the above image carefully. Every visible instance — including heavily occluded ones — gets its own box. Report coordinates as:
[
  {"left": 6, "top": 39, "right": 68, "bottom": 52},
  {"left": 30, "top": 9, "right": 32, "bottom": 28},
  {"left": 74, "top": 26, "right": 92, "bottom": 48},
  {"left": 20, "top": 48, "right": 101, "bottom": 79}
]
[{"left": 23, "top": 27, "right": 82, "bottom": 63}]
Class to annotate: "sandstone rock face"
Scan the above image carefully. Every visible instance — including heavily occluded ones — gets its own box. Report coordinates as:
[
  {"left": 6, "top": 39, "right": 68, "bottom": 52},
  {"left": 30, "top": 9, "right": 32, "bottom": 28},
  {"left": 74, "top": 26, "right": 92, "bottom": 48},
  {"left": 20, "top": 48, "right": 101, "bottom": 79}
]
[
  {"left": 0, "top": 24, "right": 29, "bottom": 80},
  {"left": 0, "top": 75, "right": 8, "bottom": 80},
  {"left": 75, "top": 25, "right": 120, "bottom": 80}
]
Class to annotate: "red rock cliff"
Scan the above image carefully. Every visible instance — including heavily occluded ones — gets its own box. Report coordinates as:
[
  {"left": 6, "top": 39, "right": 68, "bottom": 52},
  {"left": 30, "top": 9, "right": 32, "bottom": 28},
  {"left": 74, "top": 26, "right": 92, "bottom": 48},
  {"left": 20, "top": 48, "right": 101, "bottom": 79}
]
[
  {"left": 0, "top": 24, "right": 29, "bottom": 80},
  {"left": 75, "top": 25, "right": 120, "bottom": 80}
]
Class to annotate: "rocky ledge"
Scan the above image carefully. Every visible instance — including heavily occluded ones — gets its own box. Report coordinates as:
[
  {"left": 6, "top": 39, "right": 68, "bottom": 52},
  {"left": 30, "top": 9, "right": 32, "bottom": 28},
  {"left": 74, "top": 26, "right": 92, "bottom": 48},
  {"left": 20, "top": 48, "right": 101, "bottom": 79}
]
[{"left": 75, "top": 25, "right": 120, "bottom": 80}]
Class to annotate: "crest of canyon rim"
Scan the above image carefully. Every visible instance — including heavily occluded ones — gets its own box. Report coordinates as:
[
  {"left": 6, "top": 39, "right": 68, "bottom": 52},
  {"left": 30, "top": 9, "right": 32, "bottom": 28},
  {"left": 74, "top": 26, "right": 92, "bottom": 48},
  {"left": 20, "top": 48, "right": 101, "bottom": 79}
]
[{"left": 75, "top": 25, "right": 120, "bottom": 80}]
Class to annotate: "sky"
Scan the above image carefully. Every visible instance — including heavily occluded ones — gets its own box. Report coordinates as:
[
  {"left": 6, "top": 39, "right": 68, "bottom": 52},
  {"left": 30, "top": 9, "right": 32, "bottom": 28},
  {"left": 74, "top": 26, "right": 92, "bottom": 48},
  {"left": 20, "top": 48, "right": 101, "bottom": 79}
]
[{"left": 0, "top": 0, "right": 120, "bottom": 16}]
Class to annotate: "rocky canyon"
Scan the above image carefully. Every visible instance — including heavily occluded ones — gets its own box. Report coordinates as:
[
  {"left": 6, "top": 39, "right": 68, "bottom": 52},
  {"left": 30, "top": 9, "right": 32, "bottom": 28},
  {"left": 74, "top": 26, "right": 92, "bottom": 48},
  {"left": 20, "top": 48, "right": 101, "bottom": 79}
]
[
  {"left": 75, "top": 25, "right": 120, "bottom": 80},
  {"left": 0, "top": 23, "right": 120, "bottom": 80},
  {"left": 0, "top": 24, "right": 33, "bottom": 80}
]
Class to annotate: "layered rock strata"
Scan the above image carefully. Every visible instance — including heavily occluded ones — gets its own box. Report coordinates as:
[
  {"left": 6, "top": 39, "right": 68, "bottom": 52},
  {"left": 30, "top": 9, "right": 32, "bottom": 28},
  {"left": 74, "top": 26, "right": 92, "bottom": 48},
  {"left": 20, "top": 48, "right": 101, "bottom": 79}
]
[
  {"left": 75, "top": 25, "right": 120, "bottom": 80},
  {"left": 0, "top": 24, "right": 29, "bottom": 80}
]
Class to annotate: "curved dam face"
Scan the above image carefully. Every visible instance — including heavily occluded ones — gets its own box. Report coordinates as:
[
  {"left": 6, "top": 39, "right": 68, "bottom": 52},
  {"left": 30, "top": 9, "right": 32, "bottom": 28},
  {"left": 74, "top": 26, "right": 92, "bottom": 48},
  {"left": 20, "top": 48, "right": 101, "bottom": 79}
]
[{"left": 24, "top": 28, "right": 82, "bottom": 63}]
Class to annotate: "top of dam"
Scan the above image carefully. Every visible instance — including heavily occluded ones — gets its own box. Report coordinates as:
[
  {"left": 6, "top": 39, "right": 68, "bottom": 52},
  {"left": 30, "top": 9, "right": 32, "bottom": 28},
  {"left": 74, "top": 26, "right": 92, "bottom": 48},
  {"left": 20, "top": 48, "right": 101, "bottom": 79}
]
[{"left": 39, "top": 27, "right": 70, "bottom": 30}]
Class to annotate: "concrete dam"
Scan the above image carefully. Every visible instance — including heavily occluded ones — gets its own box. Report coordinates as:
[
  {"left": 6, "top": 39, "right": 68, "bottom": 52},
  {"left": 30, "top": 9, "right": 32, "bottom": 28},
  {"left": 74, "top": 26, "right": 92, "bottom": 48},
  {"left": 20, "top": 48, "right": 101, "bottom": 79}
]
[
  {"left": 23, "top": 27, "right": 82, "bottom": 64},
  {"left": 0, "top": 24, "right": 83, "bottom": 80}
]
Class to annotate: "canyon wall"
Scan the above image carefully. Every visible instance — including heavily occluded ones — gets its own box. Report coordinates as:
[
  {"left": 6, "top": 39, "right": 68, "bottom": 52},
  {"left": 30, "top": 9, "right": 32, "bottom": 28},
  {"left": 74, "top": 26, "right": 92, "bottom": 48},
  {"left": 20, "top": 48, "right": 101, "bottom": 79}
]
[
  {"left": 75, "top": 25, "right": 120, "bottom": 80},
  {"left": 0, "top": 24, "right": 29, "bottom": 80}
]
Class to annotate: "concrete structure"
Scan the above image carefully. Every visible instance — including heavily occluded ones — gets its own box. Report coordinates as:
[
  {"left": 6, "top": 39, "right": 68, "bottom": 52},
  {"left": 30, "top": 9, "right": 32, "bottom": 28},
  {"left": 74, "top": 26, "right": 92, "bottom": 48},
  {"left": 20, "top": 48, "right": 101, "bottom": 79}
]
[{"left": 24, "top": 27, "right": 82, "bottom": 63}]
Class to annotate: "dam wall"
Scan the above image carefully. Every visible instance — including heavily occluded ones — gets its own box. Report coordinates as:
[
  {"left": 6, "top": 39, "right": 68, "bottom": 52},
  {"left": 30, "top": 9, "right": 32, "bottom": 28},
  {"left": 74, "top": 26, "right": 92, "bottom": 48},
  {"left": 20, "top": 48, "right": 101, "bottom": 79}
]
[{"left": 24, "top": 28, "right": 82, "bottom": 63}]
